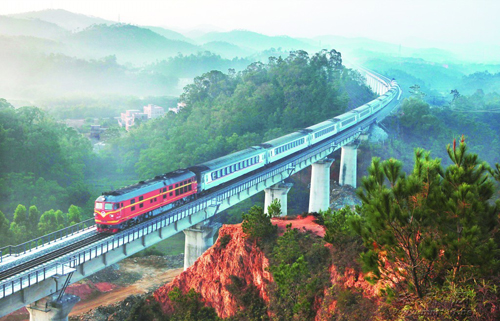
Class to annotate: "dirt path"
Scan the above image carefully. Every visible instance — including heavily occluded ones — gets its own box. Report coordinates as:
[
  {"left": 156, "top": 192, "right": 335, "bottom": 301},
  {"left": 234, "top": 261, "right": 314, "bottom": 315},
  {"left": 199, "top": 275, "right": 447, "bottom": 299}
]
[{"left": 70, "top": 267, "right": 183, "bottom": 316}]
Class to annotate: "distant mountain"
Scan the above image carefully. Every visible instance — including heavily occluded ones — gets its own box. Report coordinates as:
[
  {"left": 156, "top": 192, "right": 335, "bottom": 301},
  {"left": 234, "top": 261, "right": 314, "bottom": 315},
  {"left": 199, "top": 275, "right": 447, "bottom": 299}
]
[
  {"left": 313, "top": 35, "right": 462, "bottom": 64},
  {"left": 66, "top": 24, "right": 200, "bottom": 64},
  {"left": 0, "top": 15, "right": 69, "bottom": 40},
  {"left": 197, "top": 30, "right": 316, "bottom": 52},
  {"left": 8, "top": 9, "right": 113, "bottom": 31},
  {"left": 201, "top": 41, "right": 253, "bottom": 58},
  {"left": 312, "top": 35, "right": 401, "bottom": 56},
  {"left": 143, "top": 26, "right": 194, "bottom": 43}
]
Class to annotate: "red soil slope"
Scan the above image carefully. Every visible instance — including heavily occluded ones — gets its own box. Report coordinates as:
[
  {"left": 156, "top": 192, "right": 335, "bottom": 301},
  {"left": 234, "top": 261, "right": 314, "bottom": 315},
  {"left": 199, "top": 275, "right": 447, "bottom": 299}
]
[{"left": 154, "top": 216, "right": 382, "bottom": 319}]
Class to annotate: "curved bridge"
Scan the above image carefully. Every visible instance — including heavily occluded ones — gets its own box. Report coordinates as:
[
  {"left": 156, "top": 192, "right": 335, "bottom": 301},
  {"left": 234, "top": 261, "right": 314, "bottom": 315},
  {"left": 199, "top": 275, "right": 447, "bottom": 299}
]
[{"left": 0, "top": 67, "right": 402, "bottom": 319}]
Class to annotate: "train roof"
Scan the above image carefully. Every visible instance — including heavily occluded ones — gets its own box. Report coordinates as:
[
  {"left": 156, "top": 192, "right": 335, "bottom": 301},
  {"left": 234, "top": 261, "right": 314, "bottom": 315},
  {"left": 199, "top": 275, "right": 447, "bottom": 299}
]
[
  {"left": 352, "top": 103, "right": 371, "bottom": 113},
  {"left": 262, "top": 131, "right": 308, "bottom": 148},
  {"left": 305, "top": 120, "right": 337, "bottom": 132},
  {"left": 101, "top": 169, "right": 195, "bottom": 200},
  {"left": 333, "top": 111, "right": 357, "bottom": 121},
  {"left": 193, "top": 146, "right": 265, "bottom": 171}
]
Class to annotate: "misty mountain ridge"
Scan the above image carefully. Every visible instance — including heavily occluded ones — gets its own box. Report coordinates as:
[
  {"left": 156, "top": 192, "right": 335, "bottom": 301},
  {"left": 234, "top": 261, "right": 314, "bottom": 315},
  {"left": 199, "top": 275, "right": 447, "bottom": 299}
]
[
  {"left": 201, "top": 41, "right": 254, "bottom": 58},
  {"left": 196, "top": 29, "right": 317, "bottom": 52},
  {"left": 8, "top": 9, "right": 114, "bottom": 31},
  {"left": 143, "top": 25, "right": 195, "bottom": 43},
  {"left": 65, "top": 24, "right": 199, "bottom": 64},
  {"left": 0, "top": 15, "right": 69, "bottom": 40}
]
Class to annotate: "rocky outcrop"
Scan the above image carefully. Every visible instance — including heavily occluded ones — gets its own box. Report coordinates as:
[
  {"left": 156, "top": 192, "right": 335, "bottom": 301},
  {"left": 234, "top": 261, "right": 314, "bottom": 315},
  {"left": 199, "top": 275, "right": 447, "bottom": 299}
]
[
  {"left": 154, "top": 216, "right": 382, "bottom": 319},
  {"left": 154, "top": 223, "right": 273, "bottom": 318}
]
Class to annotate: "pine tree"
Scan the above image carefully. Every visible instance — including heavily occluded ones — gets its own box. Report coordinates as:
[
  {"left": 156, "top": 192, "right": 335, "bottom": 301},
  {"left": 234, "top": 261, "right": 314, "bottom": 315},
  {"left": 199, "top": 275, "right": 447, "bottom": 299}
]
[
  {"left": 440, "top": 136, "right": 499, "bottom": 280},
  {"left": 352, "top": 150, "right": 443, "bottom": 298},
  {"left": 352, "top": 139, "right": 499, "bottom": 298}
]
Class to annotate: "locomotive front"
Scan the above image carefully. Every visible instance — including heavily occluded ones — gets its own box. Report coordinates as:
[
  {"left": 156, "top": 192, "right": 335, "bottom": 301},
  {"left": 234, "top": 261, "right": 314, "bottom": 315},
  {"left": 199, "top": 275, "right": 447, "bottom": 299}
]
[{"left": 94, "top": 195, "right": 121, "bottom": 233}]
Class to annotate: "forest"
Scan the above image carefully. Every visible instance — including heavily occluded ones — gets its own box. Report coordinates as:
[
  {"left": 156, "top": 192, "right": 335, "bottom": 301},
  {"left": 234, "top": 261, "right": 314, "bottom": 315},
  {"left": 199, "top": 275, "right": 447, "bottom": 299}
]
[{"left": 2, "top": 46, "right": 500, "bottom": 249}]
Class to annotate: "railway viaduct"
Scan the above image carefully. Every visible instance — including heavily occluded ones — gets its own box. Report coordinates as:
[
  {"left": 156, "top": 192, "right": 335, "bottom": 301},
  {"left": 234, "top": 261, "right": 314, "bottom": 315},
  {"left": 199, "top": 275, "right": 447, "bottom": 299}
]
[{"left": 0, "top": 67, "right": 401, "bottom": 320}]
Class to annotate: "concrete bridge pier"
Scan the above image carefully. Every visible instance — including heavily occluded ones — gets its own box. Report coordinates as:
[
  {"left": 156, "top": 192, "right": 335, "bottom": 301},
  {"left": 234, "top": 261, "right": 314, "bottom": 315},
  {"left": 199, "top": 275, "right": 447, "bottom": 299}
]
[
  {"left": 264, "top": 182, "right": 293, "bottom": 216},
  {"left": 27, "top": 294, "right": 79, "bottom": 321},
  {"left": 339, "top": 143, "right": 358, "bottom": 188},
  {"left": 183, "top": 221, "right": 221, "bottom": 270},
  {"left": 308, "top": 158, "right": 335, "bottom": 213}
]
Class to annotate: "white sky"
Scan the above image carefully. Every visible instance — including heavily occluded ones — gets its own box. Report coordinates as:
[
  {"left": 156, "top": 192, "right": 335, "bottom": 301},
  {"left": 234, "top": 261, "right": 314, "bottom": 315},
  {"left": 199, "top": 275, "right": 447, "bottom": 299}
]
[{"left": 1, "top": 0, "right": 499, "bottom": 45}]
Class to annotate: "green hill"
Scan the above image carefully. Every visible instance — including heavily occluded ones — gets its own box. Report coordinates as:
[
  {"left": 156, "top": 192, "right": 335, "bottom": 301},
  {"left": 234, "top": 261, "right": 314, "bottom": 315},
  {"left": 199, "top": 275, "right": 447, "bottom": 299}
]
[{"left": 0, "top": 15, "right": 69, "bottom": 40}]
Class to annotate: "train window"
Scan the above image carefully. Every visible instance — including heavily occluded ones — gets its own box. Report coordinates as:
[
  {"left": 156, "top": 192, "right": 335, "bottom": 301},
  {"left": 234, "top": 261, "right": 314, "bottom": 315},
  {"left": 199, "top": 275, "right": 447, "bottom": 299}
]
[
  {"left": 139, "top": 203, "right": 143, "bottom": 208},
  {"left": 163, "top": 194, "right": 167, "bottom": 199},
  {"left": 95, "top": 202, "right": 103, "bottom": 209},
  {"left": 121, "top": 203, "right": 123, "bottom": 207},
  {"left": 131, "top": 206, "right": 135, "bottom": 211},
  {"left": 175, "top": 184, "right": 178, "bottom": 187},
  {"left": 154, "top": 198, "right": 157, "bottom": 201},
  {"left": 113, "top": 204, "right": 119, "bottom": 210},
  {"left": 139, "top": 196, "right": 143, "bottom": 201},
  {"left": 188, "top": 184, "right": 192, "bottom": 191},
  {"left": 170, "top": 192, "right": 173, "bottom": 196},
  {"left": 130, "top": 199, "right": 135, "bottom": 204},
  {"left": 150, "top": 199, "right": 153, "bottom": 204},
  {"left": 169, "top": 186, "right": 173, "bottom": 190},
  {"left": 163, "top": 188, "right": 167, "bottom": 193},
  {"left": 175, "top": 189, "right": 179, "bottom": 196},
  {"left": 184, "top": 186, "right": 188, "bottom": 193}
]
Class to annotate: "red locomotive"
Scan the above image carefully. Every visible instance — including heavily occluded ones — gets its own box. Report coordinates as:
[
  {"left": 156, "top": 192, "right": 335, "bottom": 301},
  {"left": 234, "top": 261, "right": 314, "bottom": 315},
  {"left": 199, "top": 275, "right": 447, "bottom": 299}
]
[{"left": 94, "top": 170, "right": 197, "bottom": 233}]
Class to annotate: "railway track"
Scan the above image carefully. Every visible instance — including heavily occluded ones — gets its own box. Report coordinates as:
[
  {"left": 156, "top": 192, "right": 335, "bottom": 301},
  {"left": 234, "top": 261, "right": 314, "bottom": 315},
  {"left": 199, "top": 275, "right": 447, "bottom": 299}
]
[{"left": 0, "top": 233, "right": 108, "bottom": 281}]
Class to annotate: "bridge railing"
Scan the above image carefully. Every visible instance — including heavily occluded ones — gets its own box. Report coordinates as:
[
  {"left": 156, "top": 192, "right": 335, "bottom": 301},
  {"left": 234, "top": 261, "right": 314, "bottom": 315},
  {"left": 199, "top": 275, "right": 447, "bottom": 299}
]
[{"left": 0, "top": 218, "right": 95, "bottom": 262}]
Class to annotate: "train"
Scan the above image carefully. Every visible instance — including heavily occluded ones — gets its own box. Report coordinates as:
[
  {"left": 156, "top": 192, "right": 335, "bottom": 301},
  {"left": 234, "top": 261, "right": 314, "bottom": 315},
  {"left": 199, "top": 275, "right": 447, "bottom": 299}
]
[{"left": 94, "top": 81, "right": 399, "bottom": 233}]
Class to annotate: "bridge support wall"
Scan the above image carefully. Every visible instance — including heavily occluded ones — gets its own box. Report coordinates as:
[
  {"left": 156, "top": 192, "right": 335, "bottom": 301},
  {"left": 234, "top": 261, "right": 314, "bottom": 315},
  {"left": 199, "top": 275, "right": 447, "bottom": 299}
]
[
  {"left": 308, "top": 158, "right": 334, "bottom": 213},
  {"left": 183, "top": 222, "right": 220, "bottom": 270},
  {"left": 264, "top": 182, "right": 293, "bottom": 216},
  {"left": 339, "top": 144, "right": 358, "bottom": 188},
  {"left": 27, "top": 294, "right": 79, "bottom": 321}
]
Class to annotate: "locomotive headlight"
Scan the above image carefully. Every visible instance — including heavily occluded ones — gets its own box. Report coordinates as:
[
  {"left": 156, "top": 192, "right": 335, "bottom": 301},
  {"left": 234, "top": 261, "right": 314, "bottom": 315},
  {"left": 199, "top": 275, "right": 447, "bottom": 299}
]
[{"left": 110, "top": 214, "right": 114, "bottom": 218}]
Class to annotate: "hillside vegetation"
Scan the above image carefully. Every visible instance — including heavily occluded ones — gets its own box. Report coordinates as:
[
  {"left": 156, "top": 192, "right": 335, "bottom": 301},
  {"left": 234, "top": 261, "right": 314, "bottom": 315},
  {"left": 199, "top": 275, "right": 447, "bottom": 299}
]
[{"left": 100, "top": 49, "right": 374, "bottom": 180}]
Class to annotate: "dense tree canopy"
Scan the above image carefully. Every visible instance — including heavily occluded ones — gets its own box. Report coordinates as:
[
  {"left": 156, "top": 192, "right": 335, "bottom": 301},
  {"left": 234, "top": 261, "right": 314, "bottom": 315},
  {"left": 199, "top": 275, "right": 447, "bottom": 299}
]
[
  {"left": 103, "top": 49, "right": 374, "bottom": 180},
  {"left": 0, "top": 104, "right": 93, "bottom": 217}
]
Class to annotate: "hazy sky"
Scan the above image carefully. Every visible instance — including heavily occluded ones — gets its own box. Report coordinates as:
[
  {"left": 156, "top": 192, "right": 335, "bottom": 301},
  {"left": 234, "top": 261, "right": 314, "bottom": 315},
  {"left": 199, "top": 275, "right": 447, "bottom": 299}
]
[{"left": 1, "top": 0, "right": 499, "bottom": 45}]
